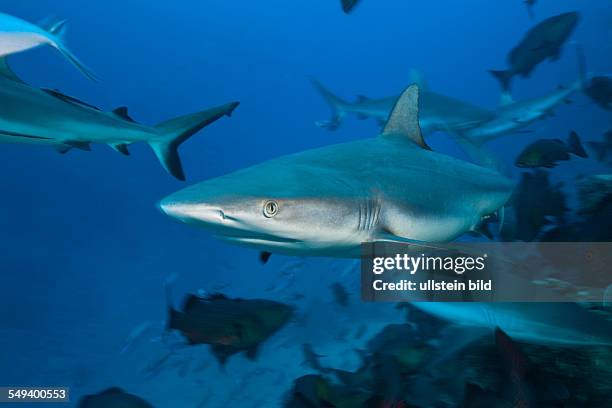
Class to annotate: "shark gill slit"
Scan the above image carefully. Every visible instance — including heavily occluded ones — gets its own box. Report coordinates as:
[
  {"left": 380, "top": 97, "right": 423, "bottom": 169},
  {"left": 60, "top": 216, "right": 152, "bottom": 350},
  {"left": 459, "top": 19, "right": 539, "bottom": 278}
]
[{"left": 358, "top": 198, "right": 381, "bottom": 232}]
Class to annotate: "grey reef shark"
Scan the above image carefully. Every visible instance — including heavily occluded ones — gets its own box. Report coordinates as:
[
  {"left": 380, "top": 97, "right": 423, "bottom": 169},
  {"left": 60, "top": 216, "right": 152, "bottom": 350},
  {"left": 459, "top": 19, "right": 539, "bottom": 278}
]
[
  {"left": 0, "top": 58, "right": 239, "bottom": 180},
  {"left": 160, "top": 84, "right": 514, "bottom": 257},
  {"left": 312, "top": 76, "right": 580, "bottom": 145}
]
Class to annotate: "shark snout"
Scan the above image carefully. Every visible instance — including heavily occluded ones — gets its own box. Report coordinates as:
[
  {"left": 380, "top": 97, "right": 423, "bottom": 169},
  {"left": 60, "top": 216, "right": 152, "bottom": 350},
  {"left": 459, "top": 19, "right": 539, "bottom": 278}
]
[{"left": 158, "top": 196, "right": 225, "bottom": 225}]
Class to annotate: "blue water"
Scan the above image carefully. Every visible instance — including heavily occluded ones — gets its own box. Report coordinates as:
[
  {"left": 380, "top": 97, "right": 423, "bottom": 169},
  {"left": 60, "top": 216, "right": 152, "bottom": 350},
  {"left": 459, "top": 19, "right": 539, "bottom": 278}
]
[{"left": 0, "top": 1, "right": 611, "bottom": 406}]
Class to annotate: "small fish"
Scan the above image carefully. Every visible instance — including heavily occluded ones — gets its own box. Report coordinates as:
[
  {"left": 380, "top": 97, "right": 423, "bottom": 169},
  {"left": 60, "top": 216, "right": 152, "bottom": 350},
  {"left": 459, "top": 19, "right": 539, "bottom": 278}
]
[
  {"left": 515, "top": 131, "right": 588, "bottom": 168},
  {"left": 0, "top": 12, "right": 96, "bottom": 80},
  {"left": 77, "top": 387, "right": 154, "bottom": 408},
  {"left": 588, "top": 130, "right": 612, "bottom": 163}
]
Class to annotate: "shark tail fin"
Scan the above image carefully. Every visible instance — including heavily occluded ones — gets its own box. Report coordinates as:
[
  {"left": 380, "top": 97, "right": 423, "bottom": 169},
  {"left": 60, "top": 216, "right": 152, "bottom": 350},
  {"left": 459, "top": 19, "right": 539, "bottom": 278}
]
[
  {"left": 568, "top": 130, "right": 588, "bottom": 158},
  {"left": 311, "top": 79, "right": 350, "bottom": 131},
  {"left": 150, "top": 101, "right": 240, "bottom": 181},
  {"left": 489, "top": 69, "right": 513, "bottom": 92},
  {"left": 45, "top": 22, "right": 98, "bottom": 81}
]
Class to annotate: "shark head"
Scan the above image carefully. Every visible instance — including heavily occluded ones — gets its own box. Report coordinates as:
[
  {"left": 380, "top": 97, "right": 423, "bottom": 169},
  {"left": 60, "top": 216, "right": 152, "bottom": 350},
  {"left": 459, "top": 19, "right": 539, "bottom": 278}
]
[
  {"left": 159, "top": 157, "right": 364, "bottom": 256},
  {"left": 465, "top": 82, "right": 579, "bottom": 141}
]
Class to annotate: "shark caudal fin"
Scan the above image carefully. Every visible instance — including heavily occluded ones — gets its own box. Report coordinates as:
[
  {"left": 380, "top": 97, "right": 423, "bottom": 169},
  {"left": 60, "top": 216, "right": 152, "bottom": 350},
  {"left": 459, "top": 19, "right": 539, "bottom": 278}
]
[
  {"left": 41, "top": 19, "right": 98, "bottom": 81},
  {"left": 489, "top": 69, "right": 513, "bottom": 92},
  {"left": 568, "top": 131, "right": 588, "bottom": 158},
  {"left": 311, "top": 79, "right": 350, "bottom": 131},
  {"left": 150, "top": 101, "right": 240, "bottom": 181}
]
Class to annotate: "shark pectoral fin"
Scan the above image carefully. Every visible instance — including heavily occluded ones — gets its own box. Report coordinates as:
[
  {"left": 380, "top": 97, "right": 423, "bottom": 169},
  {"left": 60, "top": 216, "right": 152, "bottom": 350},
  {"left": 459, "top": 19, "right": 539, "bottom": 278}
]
[
  {"left": 374, "top": 232, "right": 449, "bottom": 253},
  {"left": 150, "top": 101, "right": 240, "bottom": 181},
  {"left": 381, "top": 84, "right": 430, "bottom": 150},
  {"left": 110, "top": 143, "right": 130, "bottom": 156}
]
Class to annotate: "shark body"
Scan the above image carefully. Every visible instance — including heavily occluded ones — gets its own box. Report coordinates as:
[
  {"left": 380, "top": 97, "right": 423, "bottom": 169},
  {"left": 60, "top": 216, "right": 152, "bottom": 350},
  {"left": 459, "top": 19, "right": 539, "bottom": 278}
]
[
  {"left": 160, "top": 85, "right": 514, "bottom": 257},
  {"left": 313, "top": 78, "right": 579, "bottom": 145},
  {"left": 414, "top": 302, "right": 612, "bottom": 346},
  {"left": 0, "top": 12, "right": 96, "bottom": 80},
  {"left": 312, "top": 79, "right": 494, "bottom": 135},
  {"left": 0, "top": 59, "right": 239, "bottom": 180}
]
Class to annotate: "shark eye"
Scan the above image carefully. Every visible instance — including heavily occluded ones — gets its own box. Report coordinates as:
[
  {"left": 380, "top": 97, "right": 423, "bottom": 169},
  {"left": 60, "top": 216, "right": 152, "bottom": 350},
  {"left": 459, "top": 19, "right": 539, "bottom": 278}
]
[{"left": 263, "top": 200, "right": 279, "bottom": 218}]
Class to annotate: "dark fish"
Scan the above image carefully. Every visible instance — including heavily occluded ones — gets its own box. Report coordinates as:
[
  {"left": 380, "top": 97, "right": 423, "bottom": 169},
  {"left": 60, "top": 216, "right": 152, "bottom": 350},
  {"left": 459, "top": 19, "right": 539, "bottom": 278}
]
[
  {"left": 587, "top": 130, "right": 612, "bottom": 163},
  {"left": 330, "top": 282, "right": 350, "bottom": 307},
  {"left": 166, "top": 287, "right": 293, "bottom": 365},
  {"left": 78, "top": 387, "right": 154, "bottom": 408},
  {"left": 490, "top": 12, "right": 580, "bottom": 91},
  {"left": 543, "top": 196, "right": 612, "bottom": 242},
  {"left": 301, "top": 343, "right": 327, "bottom": 372},
  {"left": 341, "top": 0, "right": 361, "bottom": 14},
  {"left": 506, "top": 169, "right": 568, "bottom": 241},
  {"left": 515, "top": 131, "right": 587, "bottom": 168}
]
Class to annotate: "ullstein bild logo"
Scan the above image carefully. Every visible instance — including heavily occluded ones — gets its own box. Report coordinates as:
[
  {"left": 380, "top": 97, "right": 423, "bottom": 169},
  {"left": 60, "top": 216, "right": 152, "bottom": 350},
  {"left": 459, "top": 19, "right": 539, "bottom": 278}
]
[{"left": 360, "top": 242, "right": 612, "bottom": 302}]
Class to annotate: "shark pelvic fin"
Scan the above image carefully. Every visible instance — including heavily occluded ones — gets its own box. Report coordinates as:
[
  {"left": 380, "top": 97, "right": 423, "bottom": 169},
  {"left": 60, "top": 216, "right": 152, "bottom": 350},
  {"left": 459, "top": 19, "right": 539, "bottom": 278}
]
[
  {"left": 381, "top": 84, "right": 430, "bottom": 149},
  {"left": 149, "top": 101, "right": 240, "bottom": 181},
  {"left": 110, "top": 143, "right": 130, "bottom": 156}
]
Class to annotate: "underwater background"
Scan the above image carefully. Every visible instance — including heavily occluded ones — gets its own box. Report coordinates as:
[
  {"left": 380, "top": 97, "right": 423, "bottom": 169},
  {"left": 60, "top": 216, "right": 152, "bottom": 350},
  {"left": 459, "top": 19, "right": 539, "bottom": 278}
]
[{"left": 0, "top": 0, "right": 611, "bottom": 406}]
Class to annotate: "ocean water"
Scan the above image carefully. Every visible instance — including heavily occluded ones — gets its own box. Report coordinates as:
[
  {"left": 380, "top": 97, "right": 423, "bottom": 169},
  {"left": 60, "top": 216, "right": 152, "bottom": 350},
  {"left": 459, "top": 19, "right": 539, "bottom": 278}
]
[{"left": 0, "top": 0, "right": 611, "bottom": 407}]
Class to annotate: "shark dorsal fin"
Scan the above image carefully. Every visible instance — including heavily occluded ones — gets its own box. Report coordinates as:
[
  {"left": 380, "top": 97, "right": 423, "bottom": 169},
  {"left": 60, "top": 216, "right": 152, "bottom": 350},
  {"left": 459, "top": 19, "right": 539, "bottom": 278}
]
[
  {"left": 381, "top": 84, "right": 429, "bottom": 149},
  {"left": 0, "top": 57, "right": 25, "bottom": 84}
]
